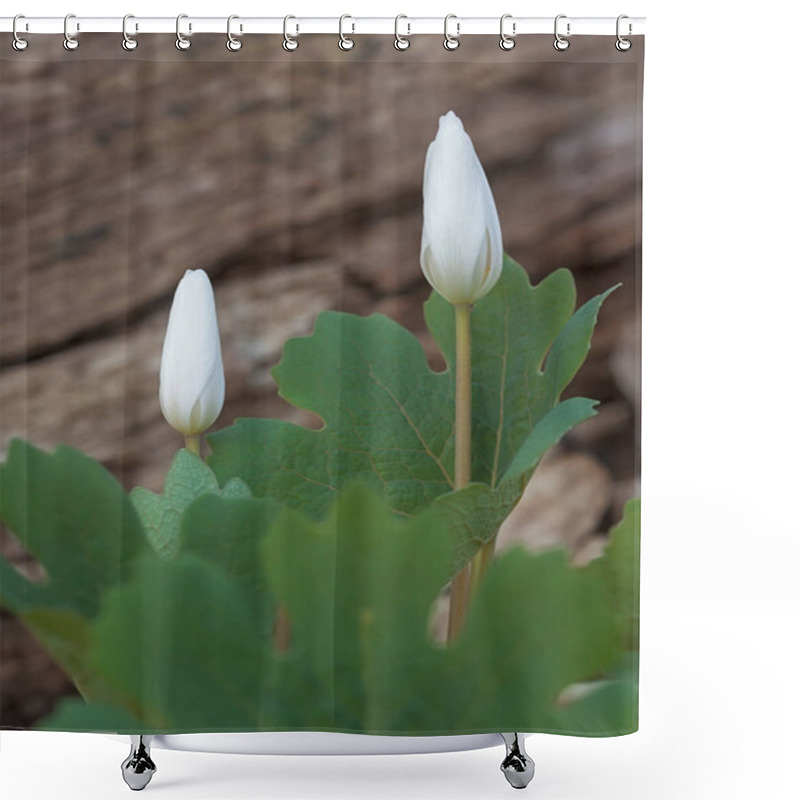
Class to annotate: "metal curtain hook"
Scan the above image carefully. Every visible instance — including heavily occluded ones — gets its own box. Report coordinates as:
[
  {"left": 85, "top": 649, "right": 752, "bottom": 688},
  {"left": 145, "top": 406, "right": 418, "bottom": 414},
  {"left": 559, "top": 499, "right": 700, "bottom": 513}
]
[
  {"left": 176, "top": 14, "right": 191, "bottom": 50},
  {"left": 63, "top": 13, "right": 79, "bottom": 51},
  {"left": 394, "top": 14, "right": 410, "bottom": 50},
  {"left": 443, "top": 14, "right": 460, "bottom": 51},
  {"left": 227, "top": 15, "right": 243, "bottom": 51},
  {"left": 553, "top": 14, "right": 570, "bottom": 51},
  {"left": 12, "top": 14, "right": 28, "bottom": 51},
  {"left": 283, "top": 15, "right": 299, "bottom": 51},
  {"left": 615, "top": 14, "right": 632, "bottom": 51},
  {"left": 339, "top": 14, "right": 355, "bottom": 50},
  {"left": 499, "top": 14, "right": 516, "bottom": 50},
  {"left": 122, "top": 14, "right": 138, "bottom": 51}
]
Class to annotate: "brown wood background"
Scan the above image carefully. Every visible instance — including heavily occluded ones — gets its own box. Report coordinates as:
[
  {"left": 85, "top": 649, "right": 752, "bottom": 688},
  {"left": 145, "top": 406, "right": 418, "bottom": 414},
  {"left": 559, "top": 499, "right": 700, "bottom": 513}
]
[{"left": 0, "top": 34, "right": 642, "bottom": 728}]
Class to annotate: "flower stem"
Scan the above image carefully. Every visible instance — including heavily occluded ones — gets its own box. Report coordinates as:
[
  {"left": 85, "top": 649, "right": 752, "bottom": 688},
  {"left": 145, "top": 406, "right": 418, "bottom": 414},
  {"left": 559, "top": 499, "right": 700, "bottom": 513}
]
[
  {"left": 184, "top": 434, "right": 201, "bottom": 456},
  {"left": 447, "top": 303, "right": 473, "bottom": 642},
  {"left": 453, "top": 304, "right": 472, "bottom": 494},
  {"left": 470, "top": 537, "right": 496, "bottom": 595}
]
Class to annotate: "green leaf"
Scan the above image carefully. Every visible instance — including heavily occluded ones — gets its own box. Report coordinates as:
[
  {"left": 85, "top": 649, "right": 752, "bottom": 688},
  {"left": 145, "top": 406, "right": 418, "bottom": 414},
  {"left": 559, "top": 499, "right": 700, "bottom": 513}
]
[
  {"left": 500, "top": 397, "right": 598, "bottom": 483},
  {"left": 208, "top": 259, "right": 614, "bottom": 574},
  {"left": 587, "top": 498, "right": 641, "bottom": 651},
  {"left": 552, "top": 656, "right": 639, "bottom": 735},
  {"left": 556, "top": 499, "right": 641, "bottom": 735},
  {"left": 179, "top": 494, "right": 281, "bottom": 639},
  {"left": 442, "top": 547, "right": 621, "bottom": 733},
  {"left": 0, "top": 440, "right": 147, "bottom": 618},
  {"left": 424, "top": 263, "right": 577, "bottom": 486},
  {"left": 85, "top": 551, "right": 267, "bottom": 730},
  {"left": 258, "top": 504, "right": 338, "bottom": 729},
  {"left": 432, "top": 479, "right": 521, "bottom": 577},
  {"left": 38, "top": 698, "right": 149, "bottom": 733},
  {"left": 19, "top": 609, "right": 95, "bottom": 696},
  {"left": 130, "top": 448, "right": 251, "bottom": 558},
  {"left": 543, "top": 284, "right": 620, "bottom": 406},
  {"left": 210, "top": 310, "right": 453, "bottom": 515},
  {"left": 260, "top": 486, "right": 453, "bottom": 732}
]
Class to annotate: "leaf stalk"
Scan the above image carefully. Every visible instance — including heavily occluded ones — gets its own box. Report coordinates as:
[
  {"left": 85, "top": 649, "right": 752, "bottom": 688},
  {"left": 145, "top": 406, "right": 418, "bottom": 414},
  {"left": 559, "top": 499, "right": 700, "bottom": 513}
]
[{"left": 274, "top": 603, "right": 291, "bottom": 652}]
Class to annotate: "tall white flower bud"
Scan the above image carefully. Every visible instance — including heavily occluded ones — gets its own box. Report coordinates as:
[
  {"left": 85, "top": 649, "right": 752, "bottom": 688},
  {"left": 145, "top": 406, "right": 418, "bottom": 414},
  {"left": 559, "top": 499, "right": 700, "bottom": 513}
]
[
  {"left": 159, "top": 269, "right": 225, "bottom": 437},
  {"left": 420, "top": 111, "right": 503, "bottom": 305}
]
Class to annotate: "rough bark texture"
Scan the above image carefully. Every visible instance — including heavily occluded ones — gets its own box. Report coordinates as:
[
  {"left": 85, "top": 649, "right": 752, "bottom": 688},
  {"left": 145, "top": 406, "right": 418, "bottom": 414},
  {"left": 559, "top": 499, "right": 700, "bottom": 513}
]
[{"left": 1, "top": 34, "right": 642, "bottom": 728}]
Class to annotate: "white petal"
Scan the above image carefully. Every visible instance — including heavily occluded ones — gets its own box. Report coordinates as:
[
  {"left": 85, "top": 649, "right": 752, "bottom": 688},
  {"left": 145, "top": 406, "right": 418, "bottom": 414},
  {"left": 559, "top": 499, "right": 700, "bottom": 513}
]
[
  {"left": 159, "top": 269, "right": 225, "bottom": 435},
  {"left": 420, "top": 111, "right": 503, "bottom": 304}
]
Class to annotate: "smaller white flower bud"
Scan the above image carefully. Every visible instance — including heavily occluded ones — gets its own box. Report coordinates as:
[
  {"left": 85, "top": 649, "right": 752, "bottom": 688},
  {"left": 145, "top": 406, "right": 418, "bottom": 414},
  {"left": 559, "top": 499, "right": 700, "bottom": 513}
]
[{"left": 159, "top": 269, "right": 225, "bottom": 436}]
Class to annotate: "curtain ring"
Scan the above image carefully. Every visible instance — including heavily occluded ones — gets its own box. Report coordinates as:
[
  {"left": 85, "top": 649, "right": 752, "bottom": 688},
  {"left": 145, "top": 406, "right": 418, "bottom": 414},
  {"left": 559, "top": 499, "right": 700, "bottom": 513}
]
[
  {"left": 553, "top": 14, "right": 570, "bottom": 51},
  {"left": 175, "top": 14, "right": 191, "bottom": 50},
  {"left": 338, "top": 14, "right": 355, "bottom": 51},
  {"left": 394, "top": 15, "right": 410, "bottom": 50},
  {"left": 499, "top": 14, "right": 516, "bottom": 50},
  {"left": 12, "top": 14, "right": 28, "bottom": 51},
  {"left": 615, "top": 14, "right": 632, "bottom": 51},
  {"left": 227, "top": 15, "right": 243, "bottom": 51},
  {"left": 283, "top": 15, "right": 299, "bottom": 51},
  {"left": 443, "top": 14, "right": 460, "bottom": 51},
  {"left": 122, "top": 14, "right": 138, "bottom": 51},
  {"left": 63, "top": 13, "right": 79, "bottom": 51}
]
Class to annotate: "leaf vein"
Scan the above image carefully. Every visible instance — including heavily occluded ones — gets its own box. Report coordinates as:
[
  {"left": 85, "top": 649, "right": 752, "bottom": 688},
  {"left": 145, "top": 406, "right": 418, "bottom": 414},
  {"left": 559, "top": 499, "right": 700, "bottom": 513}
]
[{"left": 354, "top": 345, "right": 455, "bottom": 490}]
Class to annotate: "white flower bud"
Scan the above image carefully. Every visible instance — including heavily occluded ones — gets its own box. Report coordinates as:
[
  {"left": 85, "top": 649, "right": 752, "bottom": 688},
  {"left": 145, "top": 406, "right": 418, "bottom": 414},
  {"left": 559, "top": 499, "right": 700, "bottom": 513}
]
[
  {"left": 159, "top": 269, "right": 225, "bottom": 436},
  {"left": 420, "top": 111, "right": 503, "bottom": 305}
]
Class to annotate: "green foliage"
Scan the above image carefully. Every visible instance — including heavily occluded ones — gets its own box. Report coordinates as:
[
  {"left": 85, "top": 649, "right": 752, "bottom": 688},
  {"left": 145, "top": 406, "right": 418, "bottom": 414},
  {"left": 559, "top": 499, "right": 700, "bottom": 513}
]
[
  {"left": 180, "top": 494, "right": 281, "bottom": 639},
  {"left": 588, "top": 498, "right": 641, "bottom": 652},
  {"left": 0, "top": 440, "right": 147, "bottom": 619},
  {"left": 83, "top": 551, "right": 266, "bottom": 729},
  {"left": 0, "top": 441, "right": 151, "bottom": 702},
  {"left": 259, "top": 488, "right": 453, "bottom": 731},
  {"left": 0, "top": 260, "right": 636, "bottom": 737},
  {"left": 208, "top": 259, "right": 615, "bottom": 576},
  {"left": 0, "top": 445, "right": 263, "bottom": 704},
  {"left": 38, "top": 486, "right": 638, "bottom": 735},
  {"left": 131, "top": 448, "right": 251, "bottom": 558}
]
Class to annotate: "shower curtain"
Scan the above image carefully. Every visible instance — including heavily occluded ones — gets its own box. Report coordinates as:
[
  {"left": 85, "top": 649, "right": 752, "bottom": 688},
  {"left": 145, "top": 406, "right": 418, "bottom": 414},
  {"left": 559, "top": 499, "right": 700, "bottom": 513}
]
[{"left": 0, "top": 30, "right": 642, "bottom": 738}]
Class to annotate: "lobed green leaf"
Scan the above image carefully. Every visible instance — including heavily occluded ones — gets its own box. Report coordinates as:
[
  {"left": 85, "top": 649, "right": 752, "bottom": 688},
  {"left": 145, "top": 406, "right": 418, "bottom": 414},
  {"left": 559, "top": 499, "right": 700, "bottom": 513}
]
[
  {"left": 208, "top": 259, "right": 613, "bottom": 575},
  {"left": 0, "top": 440, "right": 147, "bottom": 619},
  {"left": 130, "top": 448, "right": 251, "bottom": 558}
]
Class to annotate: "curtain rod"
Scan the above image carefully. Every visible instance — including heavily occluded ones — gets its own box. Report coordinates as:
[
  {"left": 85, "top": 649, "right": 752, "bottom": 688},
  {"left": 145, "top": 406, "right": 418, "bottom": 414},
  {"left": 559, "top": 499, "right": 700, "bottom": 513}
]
[{"left": 1, "top": 16, "right": 646, "bottom": 37}]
